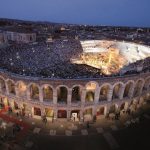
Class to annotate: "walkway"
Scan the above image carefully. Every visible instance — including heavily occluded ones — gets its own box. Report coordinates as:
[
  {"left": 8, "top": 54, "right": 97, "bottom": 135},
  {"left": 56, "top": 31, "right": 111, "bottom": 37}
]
[
  {"left": 0, "top": 106, "right": 31, "bottom": 143},
  {"left": 0, "top": 103, "right": 150, "bottom": 150}
]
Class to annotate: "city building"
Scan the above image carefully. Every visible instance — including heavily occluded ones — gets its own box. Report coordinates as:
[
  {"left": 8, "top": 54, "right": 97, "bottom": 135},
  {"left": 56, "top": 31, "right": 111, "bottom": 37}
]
[{"left": 3, "top": 30, "right": 36, "bottom": 43}]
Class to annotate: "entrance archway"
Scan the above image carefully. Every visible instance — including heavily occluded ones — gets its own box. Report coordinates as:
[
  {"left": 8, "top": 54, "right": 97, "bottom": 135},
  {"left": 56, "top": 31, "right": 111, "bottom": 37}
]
[
  {"left": 7, "top": 80, "right": 16, "bottom": 95},
  {"left": 120, "top": 103, "right": 125, "bottom": 111},
  {"left": 0, "top": 97, "right": 5, "bottom": 108},
  {"left": 109, "top": 104, "right": 118, "bottom": 114},
  {"left": 34, "top": 107, "right": 41, "bottom": 116},
  {"left": 71, "top": 110, "right": 80, "bottom": 121},
  {"left": 45, "top": 108, "right": 54, "bottom": 118},
  {"left": 21, "top": 104, "right": 26, "bottom": 116},
  {"left": 97, "top": 107, "right": 105, "bottom": 116},
  {"left": 2, "top": 97, "right": 9, "bottom": 107},
  {"left": 14, "top": 101, "right": 19, "bottom": 110},
  {"left": 0, "top": 78, "right": 6, "bottom": 93},
  {"left": 84, "top": 108, "right": 93, "bottom": 121},
  {"left": 57, "top": 110, "right": 67, "bottom": 118}
]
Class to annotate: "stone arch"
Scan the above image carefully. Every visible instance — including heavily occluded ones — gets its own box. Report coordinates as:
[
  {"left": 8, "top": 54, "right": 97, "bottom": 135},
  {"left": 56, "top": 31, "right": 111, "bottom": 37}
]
[
  {"left": 130, "top": 99, "right": 138, "bottom": 105},
  {"left": 129, "top": 99, "right": 138, "bottom": 112},
  {"left": 145, "top": 93, "right": 150, "bottom": 101},
  {"left": 33, "top": 107, "right": 41, "bottom": 116},
  {"left": 134, "top": 79, "right": 144, "bottom": 97},
  {"left": 123, "top": 80, "right": 134, "bottom": 98},
  {"left": 7, "top": 79, "right": 16, "bottom": 95},
  {"left": 45, "top": 108, "right": 54, "bottom": 118},
  {"left": 143, "top": 77, "right": 150, "bottom": 91},
  {"left": 85, "top": 81, "right": 99, "bottom": 89},
  {"left": 96, "top": 106, "right": 106, "bottom": 117},
  {"left": 0, "top": 97, "right": 9, "bottom": 107},
  {"left": 57, "top": 85, "right": 68, "bottom": 103},
  {"left": 109, "top": 104, "right": 118, "bottom": 114},
  {"left": 85, "top": 81, "right": 98, "bottom": 102},
  {"left": 71, "top": 85, "right": 82, "bottom": 102},
  {"left": 84, "top": 108, "right": 93, "bottom": 121},
  {"left": 29, "top": 83, "right": 39, "bottom": 100},
  {"left": 0, "top": 77, "right": 6, "bottom": 93},
  {"left": 99, "top": 83, "right": 112, "bottom": 101},
  {"left": 14, "top": 101, "right": 19, "bottom": 110},
  {"left": 120, "top": 102, "right": 128, "bottom": 111},
  {"left": 112, "top": 82, "right": 124, "bottom": 100},
  {"left": 57, "top": 109, "right": 67, "bottom": 118},
  {"left": 85, "top": 91, "right": 94, "bottom": 102},
  {"left": 139, "top": 97, "right": 144, "bottom": 105},
  {"left": 16, "top": 81, "right": 27, "bottom": 97},
  {"left": 42, "top": 85, "right": 53, "bottom": 102}
]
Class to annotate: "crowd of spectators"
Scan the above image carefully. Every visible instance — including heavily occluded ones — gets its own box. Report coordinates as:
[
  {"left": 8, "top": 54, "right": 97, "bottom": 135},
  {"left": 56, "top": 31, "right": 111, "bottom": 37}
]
[
  {"left": 0, "top": 39, "right": 101, "bottom": 78},
  {"left": 0, "top": 39, "right": 150, "bottom": 79},
  {"left": 123, "top": 57, "right": 150, "bottom": 75}
]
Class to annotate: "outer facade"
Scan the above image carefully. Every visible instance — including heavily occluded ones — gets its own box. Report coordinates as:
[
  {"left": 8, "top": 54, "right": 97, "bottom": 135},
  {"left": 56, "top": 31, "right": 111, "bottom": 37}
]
[{"left": 0, "top": 70, "right": 150, "bottom": 122}]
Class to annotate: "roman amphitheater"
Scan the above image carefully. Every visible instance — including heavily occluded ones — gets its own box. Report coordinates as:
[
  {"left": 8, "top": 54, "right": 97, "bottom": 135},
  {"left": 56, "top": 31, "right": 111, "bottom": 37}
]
[{"left": 0, "top": 40, "right": 150, "bottom": 122}]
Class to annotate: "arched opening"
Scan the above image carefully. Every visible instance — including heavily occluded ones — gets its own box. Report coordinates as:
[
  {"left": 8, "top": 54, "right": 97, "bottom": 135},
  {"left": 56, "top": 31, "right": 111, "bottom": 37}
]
[
  {"left": 139, "top": 97, "right": 144, "bottom": 105},
  {"left": 21, "top": 104, "right": 27, "bottom": 116},
  {"left": 134, "top": 80, "right": 143, "bottom": 97},
  {"left": 120, "top": 103, "right": 125, "bottom": 111},
  {"left": 130, "top": 99, "right": 138, "bottom": 106},
  {"left": 57, "top": 110, "right": 67, "bottom": 118},
  {"left": 143, "top": 93, "right": 150, "bottom": 101},
  {"left": 143, "top": 78, "right": 150, "bottom": 91},
  {"left": 123, "top": 82, "right": 133, "bottom": 98},
  {"left": 45, "top": 108, "right": 54, "bottom": 118},
  {"left": 0, "top": 97, "right": 4, "bottom": 108},
  {"left": 23, "top": 104, "right": 32, "bottom": 117},
  {"left": 99, "top": 85, "right": 110, "bottom": 101},
  {"left": 85, "top": 91, "right": 94, "bottom": 102},
  {"left": 84, "top": 108, "right": 93, "bottom": 121},
  {"left": 57, "top": 86, "right": 68, "bottom": 103},
  {"left": 129, "top": 99, "right": 137, "bottom": 112},
  {"left": 120, "top": 102, "right": 128, "bottom": 114},
  {"left": 17, "top": 81, "right": 27, "bottom": 97},
  {"left": 14, "top": 101, "right": 19, "bottom": 110},
  {"left": 71, "top": 86, "right": 81, "bottom": 102},
  {"left": 7, "top": 80, "right": 16, "bottom": 95},
  {"left": 96, "top": 107, "right": 105, "bottom": 119},
  {"left": 0, "top": 97, "right": 9, "bottom": 108},
  {"left": 85, "top": 82, "right": 97, "bottom": 102},
  {"left": 109, "top": 104, "right": 118, "bottom": 114},
  {"left": 112, "top": 83, "right": 122, "bottom": 99},
  {"left": 30, "top": 84, "right": 39, "bottom": 100},
  {"left": 71, "top": 110, "right": 80, "bottom": 121},
  {"left": 3, "top": 97, "right": 9, "bottom": 107},
  {"left": 34, "top": 107, "right": 41, "bottom": 116},
  {"left": 43, "top": 86, "right": 53, "bottom": 102},
  {"left": 0, "top": 78, "right": 6, "bottom": 93}
]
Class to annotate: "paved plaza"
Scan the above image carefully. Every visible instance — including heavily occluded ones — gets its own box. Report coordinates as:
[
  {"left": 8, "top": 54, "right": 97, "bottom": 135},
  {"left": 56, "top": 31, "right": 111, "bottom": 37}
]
[{"left": 0, "top": 102, "right": 150, "bottom": 150}]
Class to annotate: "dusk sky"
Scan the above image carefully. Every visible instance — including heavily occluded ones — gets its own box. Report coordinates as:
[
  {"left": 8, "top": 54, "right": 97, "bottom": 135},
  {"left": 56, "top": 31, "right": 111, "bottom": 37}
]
[{"left": 0, "top": 0, "right": 150, "bottom": 27}]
